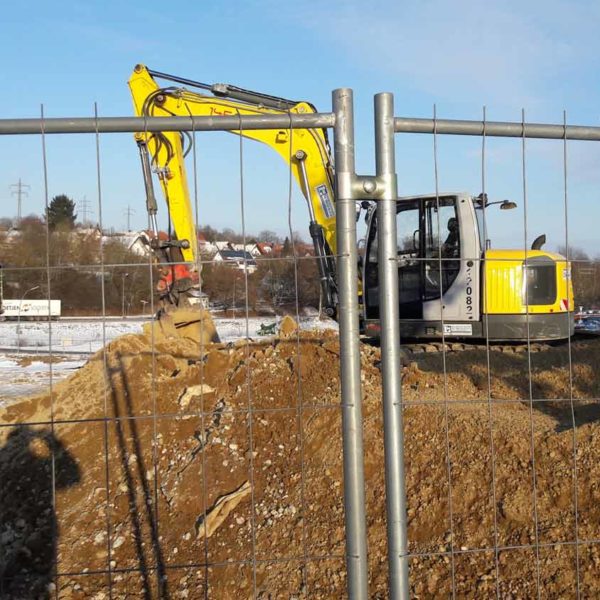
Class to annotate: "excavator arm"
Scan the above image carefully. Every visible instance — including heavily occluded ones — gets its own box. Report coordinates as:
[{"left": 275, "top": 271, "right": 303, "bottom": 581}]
[{"left": 128, "top": 64, "right": 338, "bottom": 312}]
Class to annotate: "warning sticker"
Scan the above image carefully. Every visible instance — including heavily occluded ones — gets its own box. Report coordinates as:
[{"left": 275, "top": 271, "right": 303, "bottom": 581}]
[
  {"left": 443, "top": 323, "right": 473, "bottom": 336},
  {"left": 316, "top": 184, "right": 335, "bottom": 219}
]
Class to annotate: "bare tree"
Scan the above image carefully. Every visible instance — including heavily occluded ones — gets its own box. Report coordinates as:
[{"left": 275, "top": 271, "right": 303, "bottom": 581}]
[
  {"left": 558, "top": 245, "right": 598, "bottom": 307},
  {"left": 258, "top": 230, "right": 281, "bottom": 244}
]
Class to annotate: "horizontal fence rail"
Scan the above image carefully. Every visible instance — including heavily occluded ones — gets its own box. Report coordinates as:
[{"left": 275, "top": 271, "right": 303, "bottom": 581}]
[
  {"left": 395, "top": 116, "right": 600, "bottom": 140},
  {"left": 0, "top": 114, "right": 336, "bottom": 135}
]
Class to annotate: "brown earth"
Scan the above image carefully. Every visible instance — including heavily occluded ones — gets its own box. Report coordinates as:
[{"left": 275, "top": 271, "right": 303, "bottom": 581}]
[{"left": 1, "top": 322, "right": 600, "bottom": 598}]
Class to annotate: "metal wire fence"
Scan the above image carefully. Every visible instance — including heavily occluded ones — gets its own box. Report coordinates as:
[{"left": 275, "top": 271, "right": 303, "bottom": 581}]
[
  {"left": 0, "top": 89, "right": 598, "bottom": 599},
  {"left": 0, "top": 98, "right": 365, "bottom": 600},
  {"left": 387, "top": 103, "right": 599, "bottom": 600}
]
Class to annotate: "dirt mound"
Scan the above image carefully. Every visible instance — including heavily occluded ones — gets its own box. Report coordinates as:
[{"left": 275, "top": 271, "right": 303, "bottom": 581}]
[{"left": 2, "top": 331, "right": 600, "bottom": 597}]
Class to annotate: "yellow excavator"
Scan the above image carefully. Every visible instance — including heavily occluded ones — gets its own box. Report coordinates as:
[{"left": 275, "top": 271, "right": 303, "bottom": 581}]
[{"left": 128, "top": 64, "right": 575, "bottom": 342}]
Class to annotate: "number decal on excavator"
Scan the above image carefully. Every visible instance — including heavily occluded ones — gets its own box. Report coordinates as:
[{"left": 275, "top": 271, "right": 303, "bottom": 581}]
[{"left": 465, "top": 266, "right": 473, "bottom": 314}]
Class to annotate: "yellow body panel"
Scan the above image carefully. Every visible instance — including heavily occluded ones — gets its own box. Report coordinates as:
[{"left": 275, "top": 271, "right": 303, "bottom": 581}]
[
  {"left": 128, "top": 65, "right": 336, "bottom": 265},
  {"left": 484, "top": 249, "right": 574, "bottom": 315}
]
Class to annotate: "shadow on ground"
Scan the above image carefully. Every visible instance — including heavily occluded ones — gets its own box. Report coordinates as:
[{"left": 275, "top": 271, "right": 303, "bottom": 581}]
[{"left": 0, "top": 425, "right": 80, "bottom": 598}]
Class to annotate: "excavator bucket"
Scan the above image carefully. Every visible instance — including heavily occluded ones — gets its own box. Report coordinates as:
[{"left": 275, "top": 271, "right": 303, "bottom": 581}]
[{"left": 143, "top": 306, "right": 220, "bottom": 348}]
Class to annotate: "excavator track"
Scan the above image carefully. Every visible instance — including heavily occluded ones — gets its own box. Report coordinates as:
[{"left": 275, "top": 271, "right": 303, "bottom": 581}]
[{"left": 399, "top": 334, "right": 597, "bottom": 356}]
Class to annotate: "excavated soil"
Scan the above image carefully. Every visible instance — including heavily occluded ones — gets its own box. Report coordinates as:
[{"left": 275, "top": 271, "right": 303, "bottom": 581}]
[{"left": 1, "top": 323, "right": 600, "bottom": 598}]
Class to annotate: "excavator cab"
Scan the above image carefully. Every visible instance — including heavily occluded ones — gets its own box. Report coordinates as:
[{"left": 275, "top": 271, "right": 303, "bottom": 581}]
[
  {"left": 363, "top": 193, "right": 481, "bottom": 336},
  {"left": 362, "top": 193, "right": 574, "bottom": 341}
]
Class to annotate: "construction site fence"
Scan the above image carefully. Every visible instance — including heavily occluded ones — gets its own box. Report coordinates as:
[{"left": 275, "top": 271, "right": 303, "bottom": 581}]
[{"left": 0, "top": 91, "right": 598, "bottom": 599}]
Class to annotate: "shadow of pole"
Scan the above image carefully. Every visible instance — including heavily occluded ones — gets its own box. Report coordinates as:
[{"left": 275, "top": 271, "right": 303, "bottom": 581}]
[{"left": 108, "top": 352, "right": 170, "bottom": 599}]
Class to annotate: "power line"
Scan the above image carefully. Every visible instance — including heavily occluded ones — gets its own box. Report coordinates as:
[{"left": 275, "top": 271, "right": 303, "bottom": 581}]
[
  {"left": 123, "top": 205, "right": 135, "bottom": 231},
  {"left": 10, "top": 179, "right": 30, "bottom": 222},
  {"left": 78, "top": 195, "right": 94, "bottom": 225}
]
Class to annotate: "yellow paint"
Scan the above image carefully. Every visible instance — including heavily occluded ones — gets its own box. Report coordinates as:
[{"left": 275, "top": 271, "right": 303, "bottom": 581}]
[
  {"left": 128, "top": 65, "right": 336, "bottom": 264},
  {"left": 484, "top": 249, "right": 574, "bottom": 315}
]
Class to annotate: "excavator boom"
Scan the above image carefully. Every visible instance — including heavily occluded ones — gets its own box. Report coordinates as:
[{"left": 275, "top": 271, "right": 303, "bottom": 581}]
[{"left": 128, "top": 64, "right": 338, "bottom": 311}]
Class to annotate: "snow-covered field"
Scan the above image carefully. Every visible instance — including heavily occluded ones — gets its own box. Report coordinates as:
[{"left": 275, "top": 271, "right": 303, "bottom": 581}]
[
  {"left": 0, "top": 314, "right": 337, "bottom": 406},
  {"left": 0, "top": 355, "right": 84, "bottom": 402},
  {"left": 0, "top": 319, "right": 146, "bottom": 355},
  {"left": 0, "top": 318, "right": 147, "bottom": 405}
]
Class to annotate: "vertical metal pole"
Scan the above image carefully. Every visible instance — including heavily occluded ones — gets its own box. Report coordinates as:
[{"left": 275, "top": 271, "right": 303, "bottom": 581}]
[
  {"left": 332, "top": 88, "right": 368, "bottom": 600},
  {"left": 375, "top": 92, "right": 410, "bottom": 599}
]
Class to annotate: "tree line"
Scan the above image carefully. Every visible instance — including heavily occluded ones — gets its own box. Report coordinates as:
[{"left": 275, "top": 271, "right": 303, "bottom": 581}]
[
  {"left": 558, "top": 246, "right": 600, "bottom": 309},
  {"left": 1, "top": 195, "right": 322, "bottom": 316},
  {"left": 0, "top": 215, "right": 154, "bottom": 316},
  {"left": 201, "top": 259, "right": 320, "bottom": 314},
  {"left": 3, "top": 194, "right": 599, "bottom": 316}
]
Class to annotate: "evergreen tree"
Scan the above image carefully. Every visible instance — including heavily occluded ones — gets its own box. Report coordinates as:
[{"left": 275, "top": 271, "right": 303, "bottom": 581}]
[{"left": 47, "top": 195, "right": 77, "bottom": 229}]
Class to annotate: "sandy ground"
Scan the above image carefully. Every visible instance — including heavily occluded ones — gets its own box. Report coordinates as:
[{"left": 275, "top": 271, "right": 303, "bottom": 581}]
[{"left": 1, "top": 319, "right": 599, "bottom": 598}]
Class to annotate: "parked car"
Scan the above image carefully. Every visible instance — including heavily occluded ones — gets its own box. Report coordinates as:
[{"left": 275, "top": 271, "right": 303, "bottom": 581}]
[{"left": 575, "top": 316, "right": 600, "bottom": 334}]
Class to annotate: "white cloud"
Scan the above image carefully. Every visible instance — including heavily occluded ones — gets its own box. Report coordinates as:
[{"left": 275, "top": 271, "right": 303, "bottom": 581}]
[{"left": 274, "top": 0, "right": 600, "bottom": 109}]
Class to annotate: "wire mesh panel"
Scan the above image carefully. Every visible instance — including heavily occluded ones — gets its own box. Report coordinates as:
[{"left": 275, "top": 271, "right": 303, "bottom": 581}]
[
  {"left": 3, "top": 85, "right": 598, "bottom": 600},
  {"left": 385, "top": 107, "right": 600, "bottom": 599},
  {"left": 0, "top": 97, "right": 367, "bottom": 600}
]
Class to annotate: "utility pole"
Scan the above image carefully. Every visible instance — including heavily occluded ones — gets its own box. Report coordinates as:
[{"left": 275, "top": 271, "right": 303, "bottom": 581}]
[
  {"left": 123, "top": 205, "right": 135, "bottom": 232},
  {"left": 79, "top": 195, "right": 94, "bottom": 226},
  {"left": 10, "top": 179, "right": 30, "bottom": 224}
]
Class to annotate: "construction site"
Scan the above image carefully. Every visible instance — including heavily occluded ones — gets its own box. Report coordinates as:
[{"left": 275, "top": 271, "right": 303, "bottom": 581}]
[
  {"left": 2, "top": 315, "right": 600, "bottom": 598},
  {"left": 2, "top": 12, "right": 600, "bottom": 597}
]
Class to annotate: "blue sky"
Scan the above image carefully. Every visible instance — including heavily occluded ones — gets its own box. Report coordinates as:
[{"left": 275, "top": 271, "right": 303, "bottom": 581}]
[{"left": 2, "top": 0, "right": 600, "bottom": 254}]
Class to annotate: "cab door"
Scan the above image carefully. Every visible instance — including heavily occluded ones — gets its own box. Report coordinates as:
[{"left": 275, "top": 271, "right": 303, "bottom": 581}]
[
  {"left": 402, "top": 195, "right": 466, "bottom": 322},
  {"left": 395, "top": 200, "right": 423, "bottom": 319},
  {"left": 421, "top": 194, "right": 481, "bottom": 328},
  {"left": 363, "top": 193, "right": 481, "bottom": 330}
]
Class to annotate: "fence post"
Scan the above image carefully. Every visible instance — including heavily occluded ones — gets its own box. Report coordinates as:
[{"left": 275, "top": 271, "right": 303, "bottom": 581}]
[
  {"left": 332, "top": 88, "right": 369, "bottom": 600},
  {"left": 374, "top": 92, "right": 410, "bottom": 599}
]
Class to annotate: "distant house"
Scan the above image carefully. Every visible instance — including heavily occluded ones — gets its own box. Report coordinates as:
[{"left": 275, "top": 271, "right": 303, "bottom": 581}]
[
  {"left": 107, "top": 230, "right": 277, "bottom": 270},
  {"left": 76, "top": 227, "right": 102, "bottom": 238},
  {"left": 270, "top": 242, "right": 313, "bottom": 258},
  {"left": 4, "top": 229, "right": 21, "bottom": 244},
  {"left": 229, "top": 242, "right": 264, "bottom": 258},
  {"left": 295, "top": 243, "right": 315, "bottom": 257},
  {"left": 112, "top": 231, "right": 150, "bottom": 257},
  {"left": 197, "top": 233, "right": 219, "bottom": 258},
  {"left": 213, "top": 249, "right": 257, "bottom": 273},
  {"left": 111, "top": 230, "right": 170, "bottom": 257},
  {"left": 256, "top": 242, "right": 273, "bottom": 255}
]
